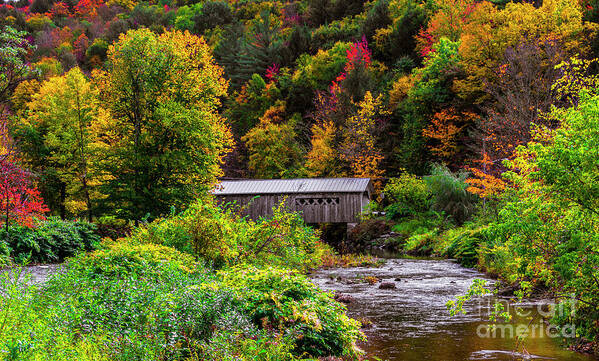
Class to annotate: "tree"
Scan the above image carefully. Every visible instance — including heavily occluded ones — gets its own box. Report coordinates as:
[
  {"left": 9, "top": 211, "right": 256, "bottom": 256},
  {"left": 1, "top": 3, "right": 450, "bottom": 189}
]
[
  {"left": 490, "top": 86, "right": 599, "bottom": 338},
  {"left": 0, "top": 159, "right": 48, "bottom": 237},
  {"left": 231, "top": 12, "right": 285, "bottom": 89},
  {"left": 422, "top": 107, "right": 476, "bottom": 165},
  {"left": 23, "top": 67, "right": 106, "bottom": 221},
  {"left": 532, "top": 90, "right": 599, "bottom": 217},
  {"left": 416, "top": 0, "right": 478, "bottom": 57},
  {"left": 0, "top": 26, "right": 37, "bottom": 107},
  {"left": 74, "top": 0, "right": 104, "bottom": 20},
  {"left": 95, "top": 29, "right": 232, "bottom": 221},
  {"left": 242, "top": 103, "right": 304, "bottom": 179},
  {"left": 454, "top": 0, "right": 587, "bottom": 103},
  {"left": 395, "top": 37, "right": 461, "bottom": 172},
  {"left": 341, "top": 91, "right": 387, "bottom": 183},
  {"left": 305, "top": 120, "right": 340, "bottom": 177},
  {"left": 331, "top": 37, "right": 374, "bottom": 106},
  {"left": 478, "top": 39, "right": 565, "bottom": 170}
]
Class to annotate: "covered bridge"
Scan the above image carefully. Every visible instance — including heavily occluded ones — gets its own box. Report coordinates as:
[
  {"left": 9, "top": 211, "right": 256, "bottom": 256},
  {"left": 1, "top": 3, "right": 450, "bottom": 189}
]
[{"left": 213, "top": 178, "right": 374, "bottom": 224}]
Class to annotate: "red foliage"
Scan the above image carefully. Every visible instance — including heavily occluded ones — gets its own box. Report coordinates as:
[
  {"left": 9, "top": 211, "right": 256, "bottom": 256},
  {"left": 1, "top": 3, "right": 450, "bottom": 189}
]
[
  {"left": 0, "top": 160, "right": 48, "bottom": 230},
  {"left": 73, "top": 33, "right": 89, "bottom": 62},
  {"left": 345, "top": 36, "right": 371, "bottom": 70},
  {"left": 74, "top": 0, "right": 103, "bottom": 20},
  {"left": 265, "top": 63, "right": 280, "bottom": 82},
  {"left": 330, "top": 36, "right": 371, "bottom": 94}
]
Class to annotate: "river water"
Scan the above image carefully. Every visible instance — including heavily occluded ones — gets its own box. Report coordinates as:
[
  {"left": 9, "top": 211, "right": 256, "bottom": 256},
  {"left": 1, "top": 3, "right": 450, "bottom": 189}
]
[{"left": 311, "top": 258, "right": 597, "bottom": 361}]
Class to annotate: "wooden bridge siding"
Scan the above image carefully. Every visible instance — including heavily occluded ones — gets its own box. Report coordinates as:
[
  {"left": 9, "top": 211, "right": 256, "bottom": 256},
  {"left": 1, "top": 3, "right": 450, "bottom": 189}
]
[{"left": 217, "top": 192, "right": 367, "bottom": 223}]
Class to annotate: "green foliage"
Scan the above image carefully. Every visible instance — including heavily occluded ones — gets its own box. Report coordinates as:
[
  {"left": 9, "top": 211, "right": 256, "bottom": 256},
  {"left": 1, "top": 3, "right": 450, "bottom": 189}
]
[
  {"left": 96, "top": 29, "right": 232, "bottom": 221},
  {"left": 0, "top": 239, "right": 9, "bottom": 266},
  {"left": 0, "top": 236, "right": 362, "bottom": 360},
  {"left": 0, "top": 217, "right": 100, "bottom": 263},
  {"left": 425, "top": 164, "right": 477, "bottom": 225},
  {"left": 132, "top": 197, "right": 330, "bottom": 271},
  {"left": 85, "top": 38, "right": 109, "bottom": 61},
  {"left": 16, "top": 67, "right": 105, "bottom": 220},
  {"left": 383, "top": 172, "right": 431, "bottom": 218},
  {"left": 242, "top": 106, "right": 305, "bottom": 179},
  {"left": 293, "top": 42, "right": 351, "bottom": 90},
  {"left": 0, "top": 26, "right": 38, "bottom": 102},
  {"left": 468, "top": 88, "right": 599, "bottom": 342},
  {"left": 68, "top": 241, "right": 197, "bottom": 279},
  {"left": 215, "top": 265, "right": 365, "bottom": 358},
  {"left": 395, "top": 38, "right": 460, "bottom": 171},
  {"left": 443, "top": 224, "right": 486, "bottom": 267}
]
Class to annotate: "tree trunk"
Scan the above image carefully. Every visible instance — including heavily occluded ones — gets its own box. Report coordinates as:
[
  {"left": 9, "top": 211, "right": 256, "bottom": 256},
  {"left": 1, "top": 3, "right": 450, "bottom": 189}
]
[{"left": 60, "top": 182, "right": 66, "bottom": 219}]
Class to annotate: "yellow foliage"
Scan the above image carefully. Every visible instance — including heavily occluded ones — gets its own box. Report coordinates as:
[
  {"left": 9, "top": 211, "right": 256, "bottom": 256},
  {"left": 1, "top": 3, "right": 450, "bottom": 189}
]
[
  {"left": 106, "top": 0, "right": 137, "bottom": 10},
  {"left": 341, "top": 92, "right": 388, "bottom": 192},
  {"left": 388, "top": 75, "right": 413, "bottom": 110},
  {"left": 305, "top": 121, "right": 341, "bottom": 177},
  {"left": 455, "top": 0, "right": 588, "bottom": 102},
  {"left": 24, "top": 67, "right": 109, "bottom": 218},
  {"left": 11, "top": 80, "right": 40, "bottom": 117},
  {"left": 242, "top": 103, "right": 303, "bottom": 179}
]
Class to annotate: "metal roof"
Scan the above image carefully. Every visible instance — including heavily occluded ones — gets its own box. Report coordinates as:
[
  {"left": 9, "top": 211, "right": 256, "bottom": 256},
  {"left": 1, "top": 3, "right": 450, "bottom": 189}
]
[{"left": 213, "top": 178, "right": 372, "bottom": 195}]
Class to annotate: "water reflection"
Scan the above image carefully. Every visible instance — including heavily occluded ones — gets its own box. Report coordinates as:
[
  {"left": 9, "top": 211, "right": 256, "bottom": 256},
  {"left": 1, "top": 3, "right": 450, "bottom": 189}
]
[{"left": 311, "top": 258, "right": 596, "bottom": 361}]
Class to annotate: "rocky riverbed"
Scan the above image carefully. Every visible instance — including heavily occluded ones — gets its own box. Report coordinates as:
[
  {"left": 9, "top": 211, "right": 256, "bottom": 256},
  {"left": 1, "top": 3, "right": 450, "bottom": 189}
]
[{"left": 311, "top": 257, "right": 597, "bottom": 361}]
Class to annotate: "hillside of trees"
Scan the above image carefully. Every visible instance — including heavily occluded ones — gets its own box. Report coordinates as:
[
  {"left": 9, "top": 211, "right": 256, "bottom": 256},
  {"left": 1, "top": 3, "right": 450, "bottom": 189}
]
[{"left": 2, "top": 0, "right": 598, "bottom": 221}]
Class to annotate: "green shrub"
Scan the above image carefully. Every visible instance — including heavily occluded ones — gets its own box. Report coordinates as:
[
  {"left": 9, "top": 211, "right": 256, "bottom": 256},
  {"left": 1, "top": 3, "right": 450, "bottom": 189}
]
[
  {"left": 67, "top": 241, "right": 198, "bottom": 279},
  {"left": 425, "top": 164, "right": 478, "bottom": 225},
  {"left": 0, "top": 242, "right": 363, "bottom": 360},
  {"left": 215, "top": 265, "right": 365, "bottom": 359},
  {"left": 96, "top": 216, "right": 132, "bottom": 240},
  {"left": 0, "top": 240, "right": 9, "bottom": 267},
  {"left": 0, "top": 218, "right": 101, "bottom": 263},
  {"left": 383, "top": 172, "right": 431, "bottom": 219},
  {"left": 443, "top": 225, "right": 487, "bottom": 267},
  {"left": 133, "top": 197, "right": 331, "bottom": 270}
]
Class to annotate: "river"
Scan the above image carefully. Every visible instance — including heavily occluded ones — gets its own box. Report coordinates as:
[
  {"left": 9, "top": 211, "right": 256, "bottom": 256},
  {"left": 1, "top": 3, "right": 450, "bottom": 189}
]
[{"left": 311, "top": 258, "right": 597, "bottom": 361}]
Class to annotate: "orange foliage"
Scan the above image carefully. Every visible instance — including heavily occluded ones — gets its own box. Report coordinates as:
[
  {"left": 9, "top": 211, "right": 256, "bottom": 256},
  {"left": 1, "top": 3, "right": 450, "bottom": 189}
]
[
  {"left": 465, "top": 153, "right": 506, "bottom": 199},
  {"left": 74, "top": 0, "right": 103, "bottom": 20},
  {"left": 422, "top": 108, "right": 476, "bottom": 162},
  {"left": 416, "top": 0, "right": 480, "bottom": 57}
]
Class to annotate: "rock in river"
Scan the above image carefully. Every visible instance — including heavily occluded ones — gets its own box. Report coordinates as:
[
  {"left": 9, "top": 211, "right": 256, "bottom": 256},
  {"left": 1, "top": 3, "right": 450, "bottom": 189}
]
[{"left": 378, "top": 282, "right": 396, "bottom": 289}]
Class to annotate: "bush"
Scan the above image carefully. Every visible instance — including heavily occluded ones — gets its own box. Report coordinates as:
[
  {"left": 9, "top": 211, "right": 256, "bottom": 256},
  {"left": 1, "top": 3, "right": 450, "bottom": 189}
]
[
  {"left": 95, "top": 216, "right": 132, "bottom": 240},
  {"left": 383, "top": 172, "right": 431, "bottom": 219},
  {"left": 67, "top": 241, "right": 198, "bottom": 279},
  {"left": 133, "top": 197, "right": 331, "bottom": 270},
  {"left": 215, "top": 265, "right": 365, "bottom": 359},
  {"left": 0, "top": 240, "right": 8, "bottom": 267},
  {"left": 0, "top": 218, "right": 101, "bottom": 263},
  {"left": 443, "top": 224, "right": 487, "bottom": 267},
  {"left": 1, "top": 241, "right": 363, "bottom": 360},
  {"left": 425, "top": 164, "right": 478, "bottom": 225},
  {"left": 40, "top": 250, "right": 244, "bottom": 361}
]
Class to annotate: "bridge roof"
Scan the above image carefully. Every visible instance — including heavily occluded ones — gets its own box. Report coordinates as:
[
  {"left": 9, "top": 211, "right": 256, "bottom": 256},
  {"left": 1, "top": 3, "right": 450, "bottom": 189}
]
[{"left": 213, "top": 178, "right": 372, "bottom": 195}]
